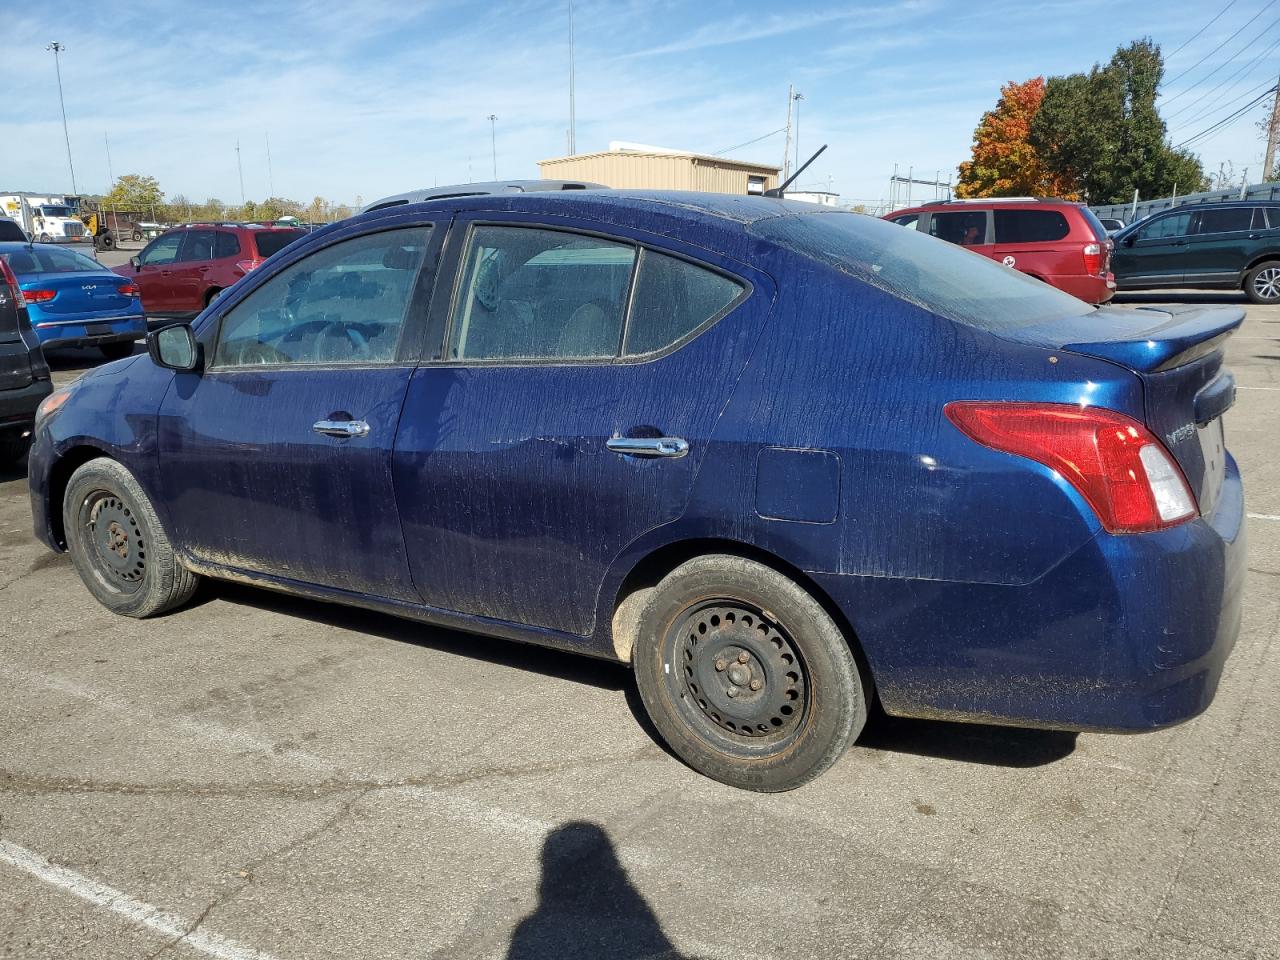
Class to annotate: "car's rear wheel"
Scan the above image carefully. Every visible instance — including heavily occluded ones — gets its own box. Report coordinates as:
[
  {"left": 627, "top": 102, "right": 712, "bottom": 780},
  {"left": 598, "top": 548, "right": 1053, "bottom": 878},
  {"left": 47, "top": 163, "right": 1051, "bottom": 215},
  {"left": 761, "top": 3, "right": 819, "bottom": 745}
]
[
  {"left": 63, "top": 457, "right": 199, "bottom": 617},
  {"left": 99, "top": 234, "right": 115, "bottom": 250},
  {"left": 131, "top": 230, "right": 142, "bottom": 242},
  {"left": 37, "top": 233, "right": 49, "bottom": 243},
  {"left": 99, "top": 342, "right": 134, "bottom": 361},
  {"left": 632, "top": 555, "right": 867, "bottom": 792},
  {"left": 1245, "top": 261, "right": 1280, "bottom": 305},
  {"left": 205, "top": 288, "right": 222, "bottom": 306}
]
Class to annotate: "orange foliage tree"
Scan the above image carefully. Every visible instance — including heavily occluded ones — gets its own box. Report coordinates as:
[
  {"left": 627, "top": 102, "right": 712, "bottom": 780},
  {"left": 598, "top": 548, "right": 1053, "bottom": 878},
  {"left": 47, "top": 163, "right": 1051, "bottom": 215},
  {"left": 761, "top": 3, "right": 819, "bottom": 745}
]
[{"left": 956, "top": 77, "right": 1078, "bottom": 199}]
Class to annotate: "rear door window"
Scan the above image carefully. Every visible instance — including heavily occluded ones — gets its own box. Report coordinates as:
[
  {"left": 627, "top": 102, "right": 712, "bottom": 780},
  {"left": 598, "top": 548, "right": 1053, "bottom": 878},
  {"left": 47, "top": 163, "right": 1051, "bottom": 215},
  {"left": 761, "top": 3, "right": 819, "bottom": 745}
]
[
  {"left": 623, "top": 251, "right": 745, "bottom": 357},
  {"left": 179, "top": 230, "right": 217, "bottom": 263},
  {"left": 215, "top": 231, "right": 241, "bottom": 259},
  {"left": 1196, "top": 208, "right": 1253, "bottom": 235},
  {"left": 1138, "top": 212, "right": 1192, "bottom": 241},
  {"left": 929, "top": 211, "right": 988, "bottom": 247},
  {"left": 448, "top": 226, "right": 636, "bottom": 361},
  {"left": 994, "top": 210, "right": 1071, "bottom": 243}
]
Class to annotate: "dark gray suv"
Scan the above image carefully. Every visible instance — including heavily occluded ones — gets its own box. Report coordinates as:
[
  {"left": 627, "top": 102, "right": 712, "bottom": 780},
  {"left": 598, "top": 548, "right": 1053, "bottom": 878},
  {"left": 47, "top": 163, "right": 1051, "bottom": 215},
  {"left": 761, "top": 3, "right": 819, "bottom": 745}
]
[{"left": 1111, "top": 201, "right": 1280, "bottom": 303}]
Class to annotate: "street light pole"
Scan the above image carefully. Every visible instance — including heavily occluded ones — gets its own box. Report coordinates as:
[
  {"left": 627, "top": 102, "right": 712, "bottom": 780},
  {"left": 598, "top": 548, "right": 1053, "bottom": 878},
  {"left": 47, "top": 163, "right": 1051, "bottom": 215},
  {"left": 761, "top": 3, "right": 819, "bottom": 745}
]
[
  {"left": 793, "top": 90, "right": 805, "bottom": 176},
  {"left": 567, "top": 0, "right": 576, "bottom": 155},
  {"left": 488, "top": 114, "right": 498, "bottom": 179},
  {"left": 47, "top": 42, "right": 77, "bottom": 195}
]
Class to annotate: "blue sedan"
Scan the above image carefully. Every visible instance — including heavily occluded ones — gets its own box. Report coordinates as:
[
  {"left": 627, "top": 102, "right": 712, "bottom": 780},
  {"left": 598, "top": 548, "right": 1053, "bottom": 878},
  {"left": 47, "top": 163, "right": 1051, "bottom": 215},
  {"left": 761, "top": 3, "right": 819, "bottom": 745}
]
[
  {"left": 26, "top": 191, "right": 1245, "bottom": 791},
  {"left": 0, "top": 242, "right": 145, "bottom": 360}
]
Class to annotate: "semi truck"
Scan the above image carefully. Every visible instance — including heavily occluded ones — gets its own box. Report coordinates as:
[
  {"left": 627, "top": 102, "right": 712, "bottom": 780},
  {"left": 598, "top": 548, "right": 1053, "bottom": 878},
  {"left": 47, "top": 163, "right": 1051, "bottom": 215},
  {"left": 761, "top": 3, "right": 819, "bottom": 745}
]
[{"left": 0, "top": 193, "right": 88, "bottom": 243}]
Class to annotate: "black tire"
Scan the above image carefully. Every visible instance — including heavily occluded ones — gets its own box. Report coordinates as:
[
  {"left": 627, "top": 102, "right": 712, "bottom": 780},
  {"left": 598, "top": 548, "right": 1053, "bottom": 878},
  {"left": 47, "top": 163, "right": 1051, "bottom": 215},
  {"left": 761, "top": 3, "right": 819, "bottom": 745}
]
[
  {"left": 1244, "top": 261, "right": 1280, "bottom": 305},
  {"left": 99, "top": 233, "right": 115, "bottom": 250},
  {"left": 205, "top": 287, "right": 222, "bottom": 306},
  {"left": 99, "top": 342, "right": 135, "bottom": 361},
  {"left": 132, "top": 230, "right": 142, "bottom": 242},
  {"left": 0, "top": 436, "right": 30, "bottom": 464},
  {"left": 632, "top": 555, "right": 867, "bottom": 792},
  {"left": 37, "top": 233, "right": 50, "bottom": 243},
  {"left": 63, "top": 457, "right": 199, "bottom": 617}
]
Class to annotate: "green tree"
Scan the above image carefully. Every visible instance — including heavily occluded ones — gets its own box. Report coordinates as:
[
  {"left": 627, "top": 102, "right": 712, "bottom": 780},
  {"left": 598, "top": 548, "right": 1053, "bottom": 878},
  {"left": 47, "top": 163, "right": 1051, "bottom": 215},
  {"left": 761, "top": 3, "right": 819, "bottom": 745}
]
[
  {"left": 105, "top": 174, "right": 164, "bottom": 210},
  {"left": 1030, "top": 39, "right": 1206, "bottom": 203}
]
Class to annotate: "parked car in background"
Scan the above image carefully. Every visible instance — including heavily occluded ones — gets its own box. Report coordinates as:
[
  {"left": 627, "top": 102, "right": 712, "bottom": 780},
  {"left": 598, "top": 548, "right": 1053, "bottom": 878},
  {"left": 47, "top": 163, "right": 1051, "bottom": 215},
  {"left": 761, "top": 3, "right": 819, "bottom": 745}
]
[
  {"left": 0, "top": 243, "right": 145, "bottom": 360},
  {"left": 114, "top": 222, "right": 305, "bottom": 320},
  {"left": 1098, "top": 217, "right": 1126, "bottom": 235},
  {"left": 0, "top": 255, "right": 53, "bottom": 462},
  {"left": 1111, "top": 200, "right": 1280, "bottom": 303},
  {"left": 886, "top": 198, "right": 1115, "bottom": 304},
  {"left": 30, "top": 191, "right": 1244, "bottom": 791},
  {"left": 133, "top": 222, "right": 164, "bottom": 241}
]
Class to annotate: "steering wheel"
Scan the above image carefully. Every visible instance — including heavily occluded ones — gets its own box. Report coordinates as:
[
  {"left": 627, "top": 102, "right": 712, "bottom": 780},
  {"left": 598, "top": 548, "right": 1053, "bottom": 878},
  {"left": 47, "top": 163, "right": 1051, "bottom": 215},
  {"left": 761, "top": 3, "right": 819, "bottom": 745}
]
[{"left": 235, "top": 341, "right": 291, "bottom": 365}]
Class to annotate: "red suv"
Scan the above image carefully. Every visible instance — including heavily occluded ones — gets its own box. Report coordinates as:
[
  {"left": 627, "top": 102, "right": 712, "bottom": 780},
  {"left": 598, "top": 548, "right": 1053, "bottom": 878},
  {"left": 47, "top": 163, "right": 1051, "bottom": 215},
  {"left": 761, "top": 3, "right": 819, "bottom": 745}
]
[
  {"left": 885, "top": 199, "right": 1115, "bottom": 304},
  {"left": 115, "top": 223, "right": 305, "bottom": 320}
]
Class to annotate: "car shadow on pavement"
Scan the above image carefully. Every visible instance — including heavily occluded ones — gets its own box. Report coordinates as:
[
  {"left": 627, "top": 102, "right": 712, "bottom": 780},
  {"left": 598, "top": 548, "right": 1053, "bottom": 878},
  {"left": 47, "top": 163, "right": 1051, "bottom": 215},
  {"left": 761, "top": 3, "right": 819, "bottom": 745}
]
[
  {"left": 505, "top": 821, "right": 689, "bottom": 960},
  {"left": 1111, "top": 291, "right": 1246, "bottom": 305},
  {"left": 857, "top": 707, "right": 1077, "bottom": 768}
]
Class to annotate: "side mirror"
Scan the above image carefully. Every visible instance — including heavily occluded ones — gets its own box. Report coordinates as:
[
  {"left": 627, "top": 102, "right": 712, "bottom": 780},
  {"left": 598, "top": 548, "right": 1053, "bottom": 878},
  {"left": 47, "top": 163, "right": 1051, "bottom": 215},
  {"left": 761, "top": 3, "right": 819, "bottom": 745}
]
[
  {"left": 147, "top": 323, "right": 201, "bottom": 372},
  {"left": 1121, "top": 236, "right": 1135, "bottom": 247},
  {"left": 130, "top": 256, "right": 141, "bottom": 269}
]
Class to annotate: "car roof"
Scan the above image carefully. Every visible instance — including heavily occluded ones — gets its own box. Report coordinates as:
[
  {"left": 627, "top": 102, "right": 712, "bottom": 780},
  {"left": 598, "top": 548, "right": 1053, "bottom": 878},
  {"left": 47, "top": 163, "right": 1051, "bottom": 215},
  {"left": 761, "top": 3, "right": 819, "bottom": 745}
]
[
  {"left": 893, "top": 198, "right": 1081, "bottom": 214},
  {"left": 361, "top": 179, "right": 607, "bottom": 213}
]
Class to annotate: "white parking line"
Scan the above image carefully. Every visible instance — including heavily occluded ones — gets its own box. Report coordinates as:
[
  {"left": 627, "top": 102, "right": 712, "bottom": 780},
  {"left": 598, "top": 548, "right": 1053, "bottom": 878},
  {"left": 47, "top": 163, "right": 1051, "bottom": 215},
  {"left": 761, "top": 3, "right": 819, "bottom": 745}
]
[
  {"left": 1247, "top": 513, "right": 1280, "bottom": 521},
  {"left": 0, "top": 839, "right": 281, "bottom": 960},
  {"left": 1237, "top": 386, "right": 1280, "bottom": 391}
]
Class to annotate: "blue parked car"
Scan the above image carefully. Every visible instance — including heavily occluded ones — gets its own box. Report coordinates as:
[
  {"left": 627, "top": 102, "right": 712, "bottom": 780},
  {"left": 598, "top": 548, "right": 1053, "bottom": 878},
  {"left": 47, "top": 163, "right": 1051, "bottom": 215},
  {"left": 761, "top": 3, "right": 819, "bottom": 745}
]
[
  {"left": 0, "top": 242, "right": 145, "bottom": 360},
  {"left": 27, "top": 191, "right": 1245, "bottom": 791}
]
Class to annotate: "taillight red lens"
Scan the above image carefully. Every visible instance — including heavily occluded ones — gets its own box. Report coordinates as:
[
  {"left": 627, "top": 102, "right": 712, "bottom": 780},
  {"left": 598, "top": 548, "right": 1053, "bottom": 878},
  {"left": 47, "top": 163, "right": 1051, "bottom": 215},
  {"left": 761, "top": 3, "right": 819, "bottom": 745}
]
[
  {"left": 24, "top": 289, "right": 57, "bottom": 303},
  {"left": 117, "top": 283, "right": 140, "bottom": 297},
  {"left": 235, "top": 258, "right": 264, "bottom": 274},
  {"left": 1082, "top": 242, "right": 1102, "bottom": 275},
  {"left": 0, "top": 257, "right": 26, "bottom": 307},
  {"left": 945, "top": 401, "right": 1197, "bottom": 534}
]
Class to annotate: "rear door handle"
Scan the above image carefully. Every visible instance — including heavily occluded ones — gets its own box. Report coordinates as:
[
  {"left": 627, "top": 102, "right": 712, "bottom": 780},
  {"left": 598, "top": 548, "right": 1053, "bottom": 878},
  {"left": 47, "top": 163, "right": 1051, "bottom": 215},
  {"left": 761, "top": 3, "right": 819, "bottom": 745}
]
[
  {"left": 313, "top": 419, "right": 370, "bottom": 438},
  {"left": 606, "top": 436, "right": 689, "bottom": 458}
]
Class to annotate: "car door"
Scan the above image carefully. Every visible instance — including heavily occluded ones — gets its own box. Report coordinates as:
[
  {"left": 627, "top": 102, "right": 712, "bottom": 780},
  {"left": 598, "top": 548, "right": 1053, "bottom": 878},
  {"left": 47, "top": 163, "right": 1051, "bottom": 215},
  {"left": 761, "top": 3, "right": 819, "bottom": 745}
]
[
  {"left": 168, "top": 229, "right": 217, "bottom": 313},
  {"left": 391, "top": 216, "right": 774, "bottom": 636},
  {"left": 1182, "top": 206, "right": 1261, "bottom": 287},
  {"left": 925, "top": 209, "right": 995, "bottom": 261},
  {"left": 133, "top": 232, "right": 184, "bottom": 314},
  {"left": 991, "top": 208, "right": 1072, "bottom": 279},
  {"left": 157, "top": 221, "right": 443, "bottom": 599},
  {"left": 1111, "top": 210, "right": 1192, "bottom": 288}
]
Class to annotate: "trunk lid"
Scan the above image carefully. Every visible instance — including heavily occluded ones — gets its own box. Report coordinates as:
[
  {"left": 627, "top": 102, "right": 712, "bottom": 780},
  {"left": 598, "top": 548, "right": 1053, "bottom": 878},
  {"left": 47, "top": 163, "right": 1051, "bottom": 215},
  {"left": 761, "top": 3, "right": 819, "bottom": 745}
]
[
  {"left": 19, "top": 270, "right": 137, "bottom": 316},
  {"left": 1017, "top": 304, "right": 1243, "bottom": 517}
]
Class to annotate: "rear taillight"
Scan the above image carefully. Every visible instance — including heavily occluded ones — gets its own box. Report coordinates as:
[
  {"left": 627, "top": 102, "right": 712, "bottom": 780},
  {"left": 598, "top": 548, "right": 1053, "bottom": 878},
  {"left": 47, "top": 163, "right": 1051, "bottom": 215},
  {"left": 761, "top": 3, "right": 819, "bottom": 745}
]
[
  {"left": 1082, "top": 242, "right": 1103, "bottom": 275},
  {"left": 0, "top": 258, "right": 26, "bottom": 308},
  {"left": 235, "top": 258, "right": 264, "bottom": 275},
  {"left": 945, "top": 401, "right": 1197, "bottom": 534},
  {"left": 24, "top": 289, "right": 57, "bottom": 303},
  {"left": 117, "top": 283, "right": 140, "bottom": 298}
]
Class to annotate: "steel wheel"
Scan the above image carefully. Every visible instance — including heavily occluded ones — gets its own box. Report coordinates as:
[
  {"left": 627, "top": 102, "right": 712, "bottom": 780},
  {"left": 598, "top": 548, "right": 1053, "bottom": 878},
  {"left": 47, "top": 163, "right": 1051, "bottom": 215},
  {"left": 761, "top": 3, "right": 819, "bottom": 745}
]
[
  {"left": 666, "top": 600, "right": 810, "bottom": 752},
  {"left": 77, "top": 490, "right": 146, "bottom": 595},
  {"left": 1252, "top": 266, "right": 1280, "bottom": 302}
]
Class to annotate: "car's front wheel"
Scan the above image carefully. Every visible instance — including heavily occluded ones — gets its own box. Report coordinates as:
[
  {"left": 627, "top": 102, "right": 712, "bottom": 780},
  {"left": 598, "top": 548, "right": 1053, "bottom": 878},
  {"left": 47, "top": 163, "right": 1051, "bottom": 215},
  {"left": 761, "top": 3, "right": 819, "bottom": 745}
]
[
  {"left": 1245, "top": 261, "right": 1280, "bottom": 305},
  {"left": 63, "top": 457, "right": 200, "bottom": 617},
  {"left": 632, "top": 555, "right": 867, "bottom": 792}
]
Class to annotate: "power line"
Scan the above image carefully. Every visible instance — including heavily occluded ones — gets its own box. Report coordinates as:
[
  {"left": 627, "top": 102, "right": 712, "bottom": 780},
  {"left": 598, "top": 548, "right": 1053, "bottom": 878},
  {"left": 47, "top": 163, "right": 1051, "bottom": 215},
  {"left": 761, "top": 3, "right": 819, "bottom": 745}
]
[
  {"left": 713, "top": 127, "right": 786, "bottom": 156},
  {"left": 1164, "top": 0, "right": 1279, "bottom": 88},
  {"left": 1174, "top": 83, "right": 1277, "bottom": 148},
  {"left": 1163, "top": 15, "right": 1280, "bottom": 105},
  {"left": 1165, "top": 29, "right": 1280, "bottom": 120},
  {"left": 1166, "top": 0, "right": 1241, "bottom": 61},
  {"left": 1171, "top": 71, "right": 1280, "bottom": 133}
]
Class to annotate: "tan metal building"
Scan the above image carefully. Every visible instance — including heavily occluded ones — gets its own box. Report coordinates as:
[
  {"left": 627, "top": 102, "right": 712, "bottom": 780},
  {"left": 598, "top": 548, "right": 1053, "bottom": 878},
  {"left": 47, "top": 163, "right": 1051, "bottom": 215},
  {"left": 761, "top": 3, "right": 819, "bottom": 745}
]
[{"left": 538, "top": 146, "right": 780, "bottom": 195}]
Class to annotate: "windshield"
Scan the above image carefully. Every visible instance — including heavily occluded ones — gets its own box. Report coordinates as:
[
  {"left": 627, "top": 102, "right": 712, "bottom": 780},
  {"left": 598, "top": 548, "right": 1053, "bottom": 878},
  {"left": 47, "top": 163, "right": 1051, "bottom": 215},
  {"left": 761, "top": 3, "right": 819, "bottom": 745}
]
[
  {"left": 751, "top": 211, "right": 1095, "bottom": 332},
  {"left": 2, "top": 245, "right": 104, "bottom": 276},
  {"left": 38, "top": 205, "right": 74, "bottom": 218}
]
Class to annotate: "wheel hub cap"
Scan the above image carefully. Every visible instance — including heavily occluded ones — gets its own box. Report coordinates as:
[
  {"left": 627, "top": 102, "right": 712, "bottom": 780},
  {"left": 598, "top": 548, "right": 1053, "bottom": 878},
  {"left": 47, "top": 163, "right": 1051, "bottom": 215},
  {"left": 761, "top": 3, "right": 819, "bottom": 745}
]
[{"left": 1255, "top": 268, "right": 1280, "bottom": 301}]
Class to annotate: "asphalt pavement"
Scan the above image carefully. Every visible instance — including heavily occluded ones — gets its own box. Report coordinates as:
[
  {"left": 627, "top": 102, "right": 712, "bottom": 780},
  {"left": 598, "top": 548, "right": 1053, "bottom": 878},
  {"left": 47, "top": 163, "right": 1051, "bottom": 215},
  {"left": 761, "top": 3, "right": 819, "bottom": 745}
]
[{"left": 1, "top": 290, "right": 1277, "bottom": 960}]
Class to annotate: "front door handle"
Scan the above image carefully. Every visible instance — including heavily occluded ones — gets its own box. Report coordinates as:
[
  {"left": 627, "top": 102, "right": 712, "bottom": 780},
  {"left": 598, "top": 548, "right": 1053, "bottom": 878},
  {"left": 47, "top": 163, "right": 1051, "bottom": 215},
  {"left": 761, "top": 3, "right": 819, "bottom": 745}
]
[
  {"left": 313, "top": 419, "right": 370, "bottom": 438},
  {"left": 606, "top": 436, "right": 689, "bottom": 458}
]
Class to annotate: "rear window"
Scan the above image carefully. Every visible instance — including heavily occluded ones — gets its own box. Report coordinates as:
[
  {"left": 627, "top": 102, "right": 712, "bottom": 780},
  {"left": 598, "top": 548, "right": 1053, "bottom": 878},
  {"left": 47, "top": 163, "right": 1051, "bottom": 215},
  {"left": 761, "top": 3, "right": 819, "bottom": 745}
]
[
  {"left": 252, "top": 230, "right": 304, "bottom": 258},
  {"left": 750, "top": 211, "right": 1094, "bottom": 333},
  {"left": 1077, "top": 206, "right": 1110, "bottom": 241},
  {"left": 0, "top": 220, "right": 25, "bottom": 242},
  {"left": 994, "top": 209, "right": 1071, "bottom": 243},
  {"left": 1, "top": 245, "right": 103, "bottom": 276}
]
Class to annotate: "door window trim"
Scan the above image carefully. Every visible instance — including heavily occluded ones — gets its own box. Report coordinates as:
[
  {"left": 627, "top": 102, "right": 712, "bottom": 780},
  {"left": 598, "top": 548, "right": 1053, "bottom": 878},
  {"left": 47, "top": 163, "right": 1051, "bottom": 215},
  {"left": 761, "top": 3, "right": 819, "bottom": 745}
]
[
  {"left": 430, "top": 218, "right": 752, "bottom": 368},
  {"left": 205, "top": 222, "right": 445, "bottom": 373}
]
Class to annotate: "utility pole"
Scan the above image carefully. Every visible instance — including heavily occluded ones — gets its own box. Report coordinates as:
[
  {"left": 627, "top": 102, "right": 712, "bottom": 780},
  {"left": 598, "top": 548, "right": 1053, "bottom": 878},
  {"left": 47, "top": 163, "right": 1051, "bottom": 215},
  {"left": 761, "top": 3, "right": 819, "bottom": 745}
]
[
  {"left": 567, "top": 0, "right": 576, "bottom": 155},
  {"left": 1264, "top": 74, "right": 1280, "bottom": 181},
  {"left": 47, "top": 42, "right": 77, "bottom": 195},
  {"left": 792, "top": 90, "right": 805, "bottom": 175},
  {"left": 782, "top": 84, "right": 795, "bottom": 183},
  {"left": 488, "top": 114, "right": 498, "bottom": 178},
  {"left": 104, "top": 132, "right": 114, "bottom": 191},
  {"left": 265, "top": 132, "right": 275, "bottom": 197},
  {"left": 235, "top": 140, "right": 245, "bottom": 206}
]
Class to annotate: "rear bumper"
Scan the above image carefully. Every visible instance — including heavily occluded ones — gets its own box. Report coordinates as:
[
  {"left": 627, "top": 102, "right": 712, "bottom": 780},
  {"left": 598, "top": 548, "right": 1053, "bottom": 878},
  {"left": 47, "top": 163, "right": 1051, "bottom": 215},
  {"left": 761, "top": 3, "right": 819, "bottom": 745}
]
[
  {"left": 818, "top": 455, "right": 1245, "bottom": 733},
  {"left": 33, "top": 314, "right": 146, "bottom": 351},
  {"left": 0, "top": 377, "right": 53, "bottom": 437},
  {"left": 1052, "top": 274, "right": 1116, "bottom": 304}
]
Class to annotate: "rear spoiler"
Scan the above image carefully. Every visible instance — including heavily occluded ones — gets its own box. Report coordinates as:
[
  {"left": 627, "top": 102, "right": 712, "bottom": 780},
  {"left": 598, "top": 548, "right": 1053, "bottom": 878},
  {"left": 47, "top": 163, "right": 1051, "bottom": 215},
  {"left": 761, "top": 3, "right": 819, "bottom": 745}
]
[{"left": 1061, "top": 305, "right": 1244, "bottom": 373}]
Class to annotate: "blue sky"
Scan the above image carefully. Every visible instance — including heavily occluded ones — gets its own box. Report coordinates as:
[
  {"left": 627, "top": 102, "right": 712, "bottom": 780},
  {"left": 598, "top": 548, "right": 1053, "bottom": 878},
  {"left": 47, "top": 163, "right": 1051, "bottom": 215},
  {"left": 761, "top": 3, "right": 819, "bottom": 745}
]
[{"left": 2, "top": 0, "right": 1275, "bottom": 207}]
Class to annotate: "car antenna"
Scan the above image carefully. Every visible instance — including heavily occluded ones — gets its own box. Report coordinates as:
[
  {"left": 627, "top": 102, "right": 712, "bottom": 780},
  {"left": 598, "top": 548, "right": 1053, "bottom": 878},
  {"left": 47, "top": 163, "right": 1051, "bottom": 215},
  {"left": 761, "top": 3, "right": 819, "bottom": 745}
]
[{"left": 764, "top": 144, "right": 827, "bottom": 198}]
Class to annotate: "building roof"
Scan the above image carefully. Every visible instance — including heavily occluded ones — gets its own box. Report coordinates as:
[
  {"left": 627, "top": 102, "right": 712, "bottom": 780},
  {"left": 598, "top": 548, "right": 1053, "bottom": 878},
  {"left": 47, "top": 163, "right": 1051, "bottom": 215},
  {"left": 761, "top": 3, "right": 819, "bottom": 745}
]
[{"left": 538, "top": 150, "right": 780, "bottom": 173}]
